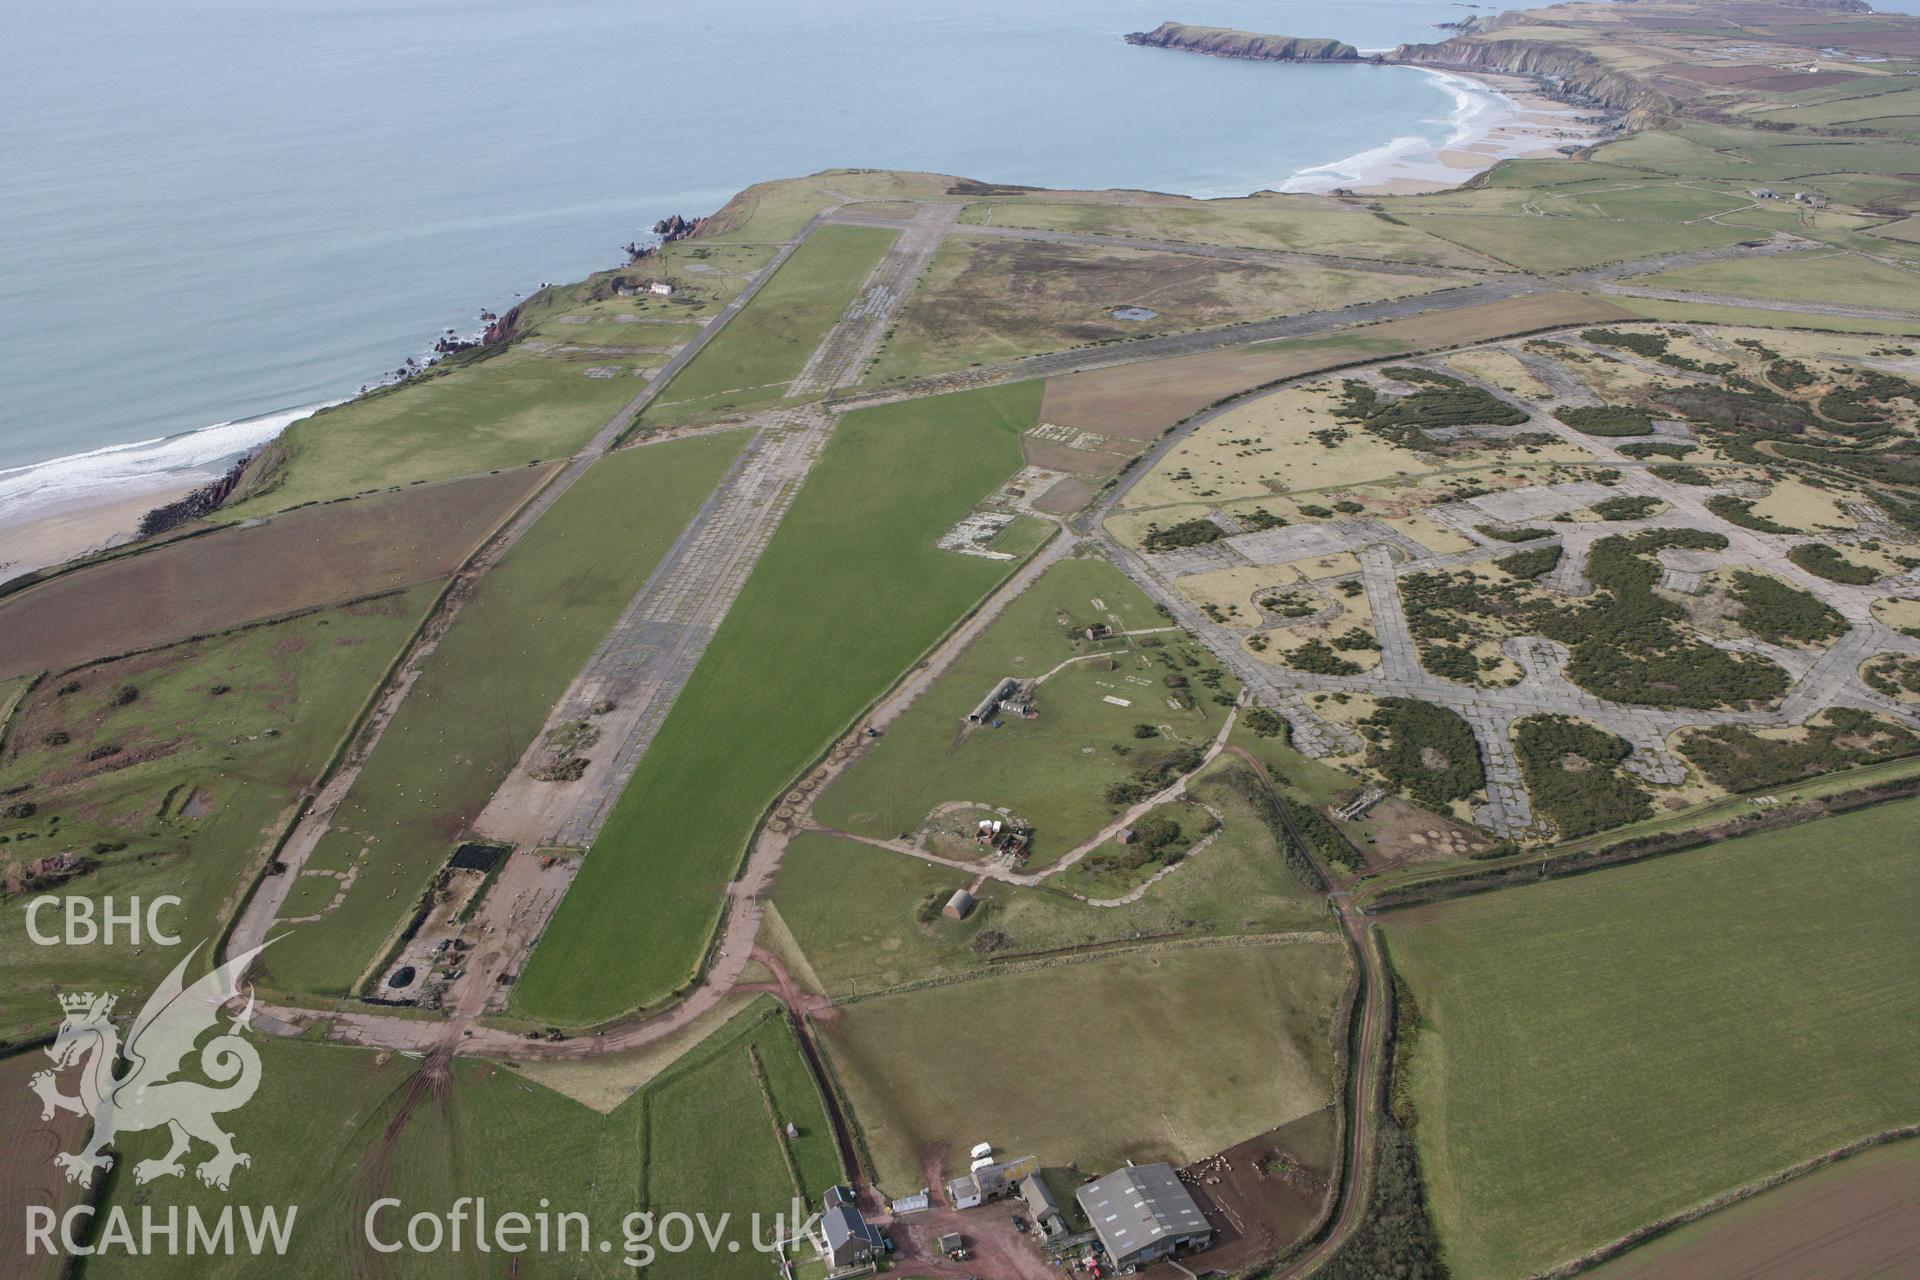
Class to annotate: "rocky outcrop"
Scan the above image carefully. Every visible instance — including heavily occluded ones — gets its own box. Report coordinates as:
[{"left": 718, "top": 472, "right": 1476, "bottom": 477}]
[
  {"left": 479, "top": 303, "right": 521, "bottom": 346},
  {"left": 652, "top": 213, "right": 702, "bottom": 242},
  {"left": 138, "top": 452, "right": 256, "bottom": 538},
  {"left": 1125, "top": 22, "right": 1364, "bottom": 62},
  {"left": 624, "top": 214, "right": 705, "bottom": 264},
  {"left": 1390, "top": 36, "right": 1672, "bottom": 117}
]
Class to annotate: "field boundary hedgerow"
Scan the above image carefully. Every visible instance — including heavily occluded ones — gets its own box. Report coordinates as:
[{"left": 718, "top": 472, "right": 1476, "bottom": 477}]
[
  {"left": 1361, "top": 772, "right": 1920, "bottom": 914},
  {"left": 0, "top": 671, "right": 45, "bottom": 754},
  {"left": 824, "top": 929, "right": 1340, "bottom": 1009},
  {"left": 1541, "top": 1128, "right": 1920, "bottom": 1280}
]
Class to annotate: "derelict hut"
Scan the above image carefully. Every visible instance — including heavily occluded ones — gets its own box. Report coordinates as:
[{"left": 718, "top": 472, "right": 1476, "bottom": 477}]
[
  {"left": 943, "top": 889, "right": 976, "bottom": 920},
  {"left": 968, "top": 677, "right": 1019, "bottom": 724},
  {"left": 1076, "top": 1163, "right": 1212, "bottom": 1269}
]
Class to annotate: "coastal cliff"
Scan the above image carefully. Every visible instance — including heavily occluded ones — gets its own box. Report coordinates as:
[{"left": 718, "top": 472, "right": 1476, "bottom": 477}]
[
  {"left": 1390, "top": 36, "right": 1670, "bottom": 116},
  {"left": 1127, "top": 18, "right": 1666, "bottom": 119},
  {"left": 1124, "top": 22, "right": 1363, "bottom": 63}
]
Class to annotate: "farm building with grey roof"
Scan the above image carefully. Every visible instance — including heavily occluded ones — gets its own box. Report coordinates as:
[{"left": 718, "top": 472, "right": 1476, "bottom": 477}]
[{"left": 1075, "top": 1162, "right": 1211, "bottom": 1269}]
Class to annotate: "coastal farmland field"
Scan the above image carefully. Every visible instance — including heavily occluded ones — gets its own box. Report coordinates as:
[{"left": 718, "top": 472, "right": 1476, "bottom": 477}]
[
  {"left": 259, "top": 432, "right": 747, "bottom": 995},
  {"left": 512, "top": 382, "right": 1042, "bottom": 1026},
  {"left": 0, "top": 587, "right": 436, "bottom": 1045},
  {"left": 225, "top": 344, "right": 646, "bottom": 518},
  {"left": 81, "top": 998, "right": 829, "bottom": 1280},
  {"left": 818, "top": 940, "right": 1350, "bottom": 1195},
  {"left": 0, "top": 467, "right": 546, "bottom": 680},
  {"left": 643, "top": 224, "right": 897, "bottom": 421},
  {"left": 1623, "top": 250, "right": 1920, "bottom": 311},
  {"left": 1379, "top": 182, "right": 1759, "bottom": 272},
  {"left": 1383, "top": 800, "right": 1920, "bottom": 1280}
]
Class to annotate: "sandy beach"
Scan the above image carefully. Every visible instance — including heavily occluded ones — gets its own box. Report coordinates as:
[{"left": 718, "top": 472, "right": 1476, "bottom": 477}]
[
  {"left": 0, "top": 481, "right": 197, "bottom": 586},
  {"left": 0, "top": 401, "right": 330, "bottom": 587},
  {"left": 1280, "top": 67, "right": 1614, "bottom": 196},
  {"left": 0, "top": 61, "right": 1607, "bottom": 592}
]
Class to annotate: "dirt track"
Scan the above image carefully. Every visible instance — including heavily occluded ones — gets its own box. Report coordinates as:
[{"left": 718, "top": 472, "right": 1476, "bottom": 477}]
[{"left": 1222, "top": 747, "right": 1391, "bottom": 1280}]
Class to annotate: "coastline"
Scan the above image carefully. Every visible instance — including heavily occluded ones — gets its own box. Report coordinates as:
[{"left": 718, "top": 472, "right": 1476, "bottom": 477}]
[
  {"left": 1, "top": 64, "right": 1605, "bottom": 590},
  {"left": 1277, "top": 66, "right": 1610, "bottom": 196},
  {"left": 0, "top": 483, "right": 198, "bottom": 588},
  {"left": 0, "top": 403, "right": 331, "bottom": 586}
]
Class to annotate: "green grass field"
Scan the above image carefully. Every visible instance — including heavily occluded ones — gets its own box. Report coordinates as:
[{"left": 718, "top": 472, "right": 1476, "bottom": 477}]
[
  {"left": 1625, "top": 250, "right": 1920, "bottom": 311},
  {"left": 262, "top": 433, "right": 747, "bottom": 995},
  {"left": 644, "top": 225, "right": 896, "bottom": 420},
  {"left": 1608, "top": 296, "right": 1920, "bottom": 337},
  {"left": 812, "top": 558, "right": 1237, "bottom": 862},
  {"left": 703, "top": 170, "right": 955, "bottom": 244},
  {"left": 1384, "top": 799, "right": 1920, "bottom": 1279},
  {"left": 1390, "top": 209, "right": 1752, "bottom": 273},
  {"left": 773, "top": 761, "right": 1329, "bottom": 997},
  {"left": 819, "top": 939, "right": 1351, "bottom": 1195},
  {"left": 1600, "top": 123, "right": 1920, "bottom": 185},
  {"left": 512, "top": 382, "right": 1043, "bottom": 1026},
  {"left": 0, "top": 588, "right": 435, "bottom": 1044},
  {"left": 81, "top": 997, "right": 831, "bottom": 1279},
  {"left": 225, "top": 344, "right": 650, "bottom": 519}
]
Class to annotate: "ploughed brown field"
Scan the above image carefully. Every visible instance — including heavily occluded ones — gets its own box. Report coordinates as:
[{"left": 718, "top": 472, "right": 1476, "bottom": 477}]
[
  {"left": 1584, "top": 1139, "right": 1920, "bottom": 1280},
  {"left": 1037, "top": 293, "right": 1633, "bottom": 438},
  {"left": 0, "top": 1051, "right": 90, "bottom": 1280},
  {"left": 0, "top": 466, "right": 551, "bottom": 679}
]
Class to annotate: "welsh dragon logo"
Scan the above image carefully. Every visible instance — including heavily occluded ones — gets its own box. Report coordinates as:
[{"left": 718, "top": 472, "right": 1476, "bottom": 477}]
[{"left": 31, "top": 941, "right": 269, "bottom": 1191}]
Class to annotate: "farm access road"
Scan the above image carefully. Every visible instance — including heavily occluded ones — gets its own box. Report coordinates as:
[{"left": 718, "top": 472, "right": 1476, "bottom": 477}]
[{"left": 1221, "top": 748, "right": 1390, "bottom": 1280}]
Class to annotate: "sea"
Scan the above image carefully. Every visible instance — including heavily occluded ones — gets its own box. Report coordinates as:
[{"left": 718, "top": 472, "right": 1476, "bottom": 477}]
[{"left": 0, "top": 0, "right": 1617, "bottom": 519}]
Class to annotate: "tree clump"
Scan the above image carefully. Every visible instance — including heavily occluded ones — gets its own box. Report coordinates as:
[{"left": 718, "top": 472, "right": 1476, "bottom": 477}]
[
  {"left": 1514, "top": 714, "right": 1651, "bottom": 838},
  {"left": 1361, "top": 697, "right": 1485, "bottom": 807}
]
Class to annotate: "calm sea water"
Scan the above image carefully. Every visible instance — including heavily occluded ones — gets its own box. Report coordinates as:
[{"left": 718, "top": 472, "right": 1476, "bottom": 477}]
[{"left": 2, "top": 0, "right": 1527, "bottom": 503}]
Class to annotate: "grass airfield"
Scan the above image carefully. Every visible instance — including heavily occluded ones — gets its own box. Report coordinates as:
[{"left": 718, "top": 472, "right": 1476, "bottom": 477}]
[
  {"left": 513, "top": 382, "right": 1039, "bottom": 1025},
  {"left": 8, "top": 5, "right": 1920, "bottom": 1275}
]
